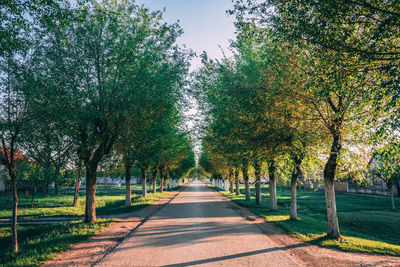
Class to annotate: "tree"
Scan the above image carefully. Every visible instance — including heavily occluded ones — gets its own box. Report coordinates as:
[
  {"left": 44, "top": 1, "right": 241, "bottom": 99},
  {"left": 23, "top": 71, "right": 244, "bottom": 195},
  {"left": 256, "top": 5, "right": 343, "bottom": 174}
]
[
  {"left": 231, "top": 0, "right": 389, "bottom": 239},
  {"left": 0, "top": 52, "right": 37, "bottom": 253},
  {"left": 36, "top": 0, "right": 188, "bottom": 222},
  {"left": 370, "top": 143, "right": 400, "bottom": 211}
]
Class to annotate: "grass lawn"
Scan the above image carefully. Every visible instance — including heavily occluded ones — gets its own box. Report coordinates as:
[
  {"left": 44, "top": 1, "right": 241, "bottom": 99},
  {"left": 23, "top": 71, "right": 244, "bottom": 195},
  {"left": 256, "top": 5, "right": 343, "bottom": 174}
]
[
  {"left": 0, "top": 185, "right": 171, "bottom": 219},
  {"left": 0, "top": 185, "right": 177, "bottom": 266},
  {"left": 216, "top": 185, "right": 400, "bottom": 256},
  {"left": 0, "top": 219, "right": 114, "bottom": 266}
]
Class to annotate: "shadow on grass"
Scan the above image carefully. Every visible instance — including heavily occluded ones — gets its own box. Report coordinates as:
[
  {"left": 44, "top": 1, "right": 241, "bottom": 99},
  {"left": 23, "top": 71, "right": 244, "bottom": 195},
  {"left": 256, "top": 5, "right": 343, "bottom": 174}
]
[{"left": 213, "top": 185, "right": 400, "bottom": 256}]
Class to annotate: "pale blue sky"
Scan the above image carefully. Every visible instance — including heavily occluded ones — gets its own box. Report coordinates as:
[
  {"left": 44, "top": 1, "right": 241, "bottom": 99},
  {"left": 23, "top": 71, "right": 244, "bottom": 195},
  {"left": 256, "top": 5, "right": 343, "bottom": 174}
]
[{"left": 137, "top": 0, "right": 236, "bottom": 70}]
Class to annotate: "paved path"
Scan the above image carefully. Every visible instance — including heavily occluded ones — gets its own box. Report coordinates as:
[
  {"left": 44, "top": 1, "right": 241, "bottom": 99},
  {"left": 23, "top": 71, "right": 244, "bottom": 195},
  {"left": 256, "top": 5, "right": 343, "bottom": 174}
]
[{"left": 96, "top": 182, "right": 298, "bottom": 267}]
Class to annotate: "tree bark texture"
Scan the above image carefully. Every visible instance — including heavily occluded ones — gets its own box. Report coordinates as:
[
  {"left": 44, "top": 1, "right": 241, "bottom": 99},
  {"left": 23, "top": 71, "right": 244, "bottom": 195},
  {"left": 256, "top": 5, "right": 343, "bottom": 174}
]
[
  {"left": 11, "top": 176, "right": 18, "bottom": 253},
  {"left": 55, "top": 182, "right": 59, "bottom": 195},
  {"left": 242, "top": 166, "right": 250, "bottom": 201},
  {"left": 390, "top": 186, "right": 396, "bottom": 211},
  {"left": 31, "top": 186, "right": 36, "bottom": 208},
  {"left": 235, "top": 169, "right": 240, "bottom": 196},
  {"left": 160, "top": 167, "right": 165, "bottom": 193},
  {"left": 254, "top": 161, "right": 262, "bottom": 205},
  {"left": 290, "top": 158, "right": 302, "bottom": 220},
  {"left": 141, "top": 168, "right": 147, "bottom": 197},
  {"left": 84, "top": 166, "right": 97, "bottom": 223},
  {"left": 323, "top": 131, "right": 341, "bottom": 239},
  {"left": 229, "top": 168, "right": 234, "bottom": 193},
  {"left": 268, "top": 160, "right": 277, "bottom": 211},
  {"left": 125, "top": 164, "right": 132, "bottom": 207},
  {"left": 73, "top": 178, "right": 81, "bottom": 207}
]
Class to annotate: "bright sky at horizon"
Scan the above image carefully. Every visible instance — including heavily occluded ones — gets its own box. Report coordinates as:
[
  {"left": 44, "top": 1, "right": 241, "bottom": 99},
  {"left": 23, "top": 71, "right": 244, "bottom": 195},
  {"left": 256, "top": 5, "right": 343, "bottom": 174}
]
[{"left": 137, "top": 0, "right": 236, "bottom": 71}]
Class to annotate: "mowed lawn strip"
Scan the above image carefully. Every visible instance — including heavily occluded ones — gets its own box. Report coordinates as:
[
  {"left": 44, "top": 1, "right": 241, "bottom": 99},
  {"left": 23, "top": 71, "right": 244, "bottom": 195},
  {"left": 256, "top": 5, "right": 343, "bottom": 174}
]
[
  {"left": 0, "top": 219, "right": 114, "bottom": 266},
  {"left": 0, "top": 185, "right": 176, "bottom": 266},
  {"left": 214, "top": 185, "right": 400, "bottom": 256},
  {"left": 0, "top": 186, "right": 170, "bottom": 219}
]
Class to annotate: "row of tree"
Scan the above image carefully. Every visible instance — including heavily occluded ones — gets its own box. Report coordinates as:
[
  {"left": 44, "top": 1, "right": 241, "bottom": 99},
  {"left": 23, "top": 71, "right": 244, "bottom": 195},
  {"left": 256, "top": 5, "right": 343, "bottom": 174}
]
[
  {"left": 195, "top": 0, "right": 399, "bottom": 240},
  {"left": 0, "top": 0, "right": 195, "bottom": 253}
]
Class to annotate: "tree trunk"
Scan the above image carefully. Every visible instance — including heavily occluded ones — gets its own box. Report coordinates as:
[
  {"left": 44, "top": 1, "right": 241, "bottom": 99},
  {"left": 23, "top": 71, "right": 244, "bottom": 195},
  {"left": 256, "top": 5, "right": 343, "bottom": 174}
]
[
  {"left": 84, "top": 166, "right": 97, "bottom": 223},
  {"left": 254, "top": 161, "right": 261, "bottom": 205},
  {"left": 31, "top": 186, "right": 36, "bottom": 208},
  {"left": 55, "top": 182, "right": 59, "bottom": 195},
  {"left": 324, "top": 178, "right": 340, "bottom": 238},
  {"left": 323, "top": 131, "right": 341, "bottom": 239},
  {"left": 268, "top": 160, "right": 277, "bottom": 211},
  {"left": 141, "top": 168, "right": 147, "bottom": 198},
  {"left": 290, "top": 159, "right": 302, "bottom": 220},
  {"left": 228, "top": 168, "right": 234, "bottom": 193},
  {"left": 290, "top": 178, "right": 298, "bottom": 220},
  {"left": 160, "top": 167, "right": 165, "bottom": 193},
  {"left": 242, "top": 166, "right": 250, "bottom": 201},
  {"left": 73, "top": 163, "right": 82, "bottom": 207},
  {"left": 73, "top": 179, "right": 81, "bottom": 207},
  {"left": 11, "top": 176, "right": 18, "bottom": 253},
  {"left": 235, "top": 169, "right": 240, "bottom": 196},
  {"left": 43, "top": 163, "right": 50, "bottom": 195},
  {"left": 43, "top": 180, "right": 48, "bottom": 195},
  {"left": 390, "top": 186, "right": 396, "bottom": 211},
  {"left": 125, "top": 164, "right": 132, "bottom": 207}
]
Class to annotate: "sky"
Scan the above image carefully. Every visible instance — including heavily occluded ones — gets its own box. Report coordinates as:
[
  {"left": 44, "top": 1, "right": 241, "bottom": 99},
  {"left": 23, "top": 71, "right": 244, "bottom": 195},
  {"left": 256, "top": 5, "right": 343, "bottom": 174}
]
[
  {"left": 135, "top": 1, "right": 238, "bottom": 158},
  {"left": 136, "top": 0, "right": 237, "bottom": 70}
]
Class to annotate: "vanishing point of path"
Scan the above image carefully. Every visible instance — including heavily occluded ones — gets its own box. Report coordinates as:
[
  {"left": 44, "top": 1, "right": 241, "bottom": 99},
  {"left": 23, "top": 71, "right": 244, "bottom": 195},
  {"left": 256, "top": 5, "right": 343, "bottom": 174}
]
[{"left": 96, "top": 182, "right": 298, "bottom": 266}]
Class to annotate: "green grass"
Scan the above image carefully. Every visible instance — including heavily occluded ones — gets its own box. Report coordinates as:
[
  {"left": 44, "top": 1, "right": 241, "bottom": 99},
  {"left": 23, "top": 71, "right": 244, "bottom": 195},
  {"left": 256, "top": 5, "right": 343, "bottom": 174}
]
[
  {"left": 0, "top": 219, "right": 114, "bottom": 266},
  {"left": 215, "top": 185, "right": 400, "bottom": 256},
  {"left": 0, "top": 186, "right": 171, "bottom": 219},
  {"left": 0, "top": 184, "right": 178, "bottom": 266}
]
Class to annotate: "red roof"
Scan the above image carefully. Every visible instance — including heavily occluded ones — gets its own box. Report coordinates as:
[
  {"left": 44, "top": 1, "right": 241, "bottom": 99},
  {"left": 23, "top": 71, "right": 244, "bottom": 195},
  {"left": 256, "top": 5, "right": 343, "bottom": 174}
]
[{"left": 0, "top": 147, "right": 27, "bottom": 164}]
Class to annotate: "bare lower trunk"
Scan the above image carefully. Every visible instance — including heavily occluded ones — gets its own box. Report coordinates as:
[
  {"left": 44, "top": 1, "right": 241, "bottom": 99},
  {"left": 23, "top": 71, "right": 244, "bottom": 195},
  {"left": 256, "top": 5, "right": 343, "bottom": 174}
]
[
  {"left": 43, "top": 164, "right": 50, "bottom": 195},
  {"left": 324, "top": 178, "right": 340, "bottom": 238},
  {"left": 31, "top": 186, "right": 36, "bottom": 208},
  {"left": 141, "top": 168, "right": 147, "bottom": 198},
  {"left": 43, "top": 180, "right": 48, "bottom": 195},
  {"left": 125, "top": 164, "right": 132, "bottom": 207},
  {"left": 323, "top": 130, "right": 341, "bottom": 239},
  {"left": 228, "top": 168, "right": 234, "bottom": 193},
  {"left": 160, "top": 167, "right": 165, "bottom": 193},
  {"left": 290, "top": 178, "right": 297, "bottom": 220},
  {"left": 242, "top": 166, "right": 250, "bottom": 201},
  {"left": 254, "top": 161, "right": 261, "bottom": 205},
  {"left": 290, "top": 158, "right": 302, "bottom": 220},
  {"left": 235, "top": 169, "right": 240, "bottom": 196},
  {"left": 390, "top": 186, "right": 396, "bottom": 211},
  {"left": 73, "top": 179, "right": 81, "bottom": 207},
  {"left": 153, "top": 178, "right": 156, "bottom": 194},
  {"left": 255, "top": 180, "right": 261, "bottom": 205},
  {"left": 235, "top": 176, "right": 240, "bottom": 196},
  {"left": 84, "top": 167, "right": 97, "bottom": 223},
  {"left": 55, "top": 182, "right": 59, "bottom": 195},
  {"left": 268, "top": 160, "right": 277, "bottom": 211},
  {"left": 11, "top": 177, "right": 18, "bottom": 253}
]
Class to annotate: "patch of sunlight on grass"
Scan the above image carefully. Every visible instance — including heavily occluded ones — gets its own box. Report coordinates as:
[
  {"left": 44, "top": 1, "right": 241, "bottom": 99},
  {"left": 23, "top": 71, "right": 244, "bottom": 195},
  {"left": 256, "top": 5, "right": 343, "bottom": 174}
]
[
  {"left": 320, "top": 236, "right": 400, "bottom": 256},
  {"left": 264, "top": 215, "right": 290, "bottom": 222},
  {"left": 213, "top": 185, "right": 400, "bottom": 256}
]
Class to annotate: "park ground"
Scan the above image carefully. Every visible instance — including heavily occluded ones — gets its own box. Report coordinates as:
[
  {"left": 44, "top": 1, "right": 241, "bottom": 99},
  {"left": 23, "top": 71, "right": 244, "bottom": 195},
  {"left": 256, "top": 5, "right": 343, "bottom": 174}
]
[
  {"left": 0, "top": 182, "right": 399, "bottom": 266},
  {"left": 0, "top": 185, "right": 175, "bottom": 266},
  {"left": 216, "top": 184, "right": 400, "bottom": 256}
]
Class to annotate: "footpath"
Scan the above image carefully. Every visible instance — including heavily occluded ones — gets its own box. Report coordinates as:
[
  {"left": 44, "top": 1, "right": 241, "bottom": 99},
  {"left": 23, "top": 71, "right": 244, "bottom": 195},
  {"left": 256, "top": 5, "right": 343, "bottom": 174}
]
[{"left": 41, "top": 189, "right": 183, "bottom": 266}]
